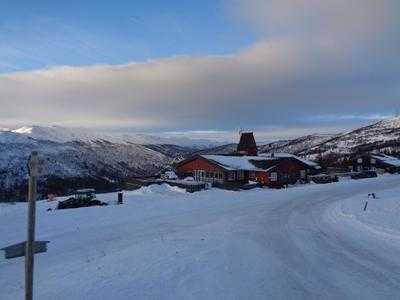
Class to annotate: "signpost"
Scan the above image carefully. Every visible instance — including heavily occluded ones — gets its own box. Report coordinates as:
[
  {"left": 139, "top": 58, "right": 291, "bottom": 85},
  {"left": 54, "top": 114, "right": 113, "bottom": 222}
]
[{"left": 25, "top": 151, "right": 45, "bottom": 300}]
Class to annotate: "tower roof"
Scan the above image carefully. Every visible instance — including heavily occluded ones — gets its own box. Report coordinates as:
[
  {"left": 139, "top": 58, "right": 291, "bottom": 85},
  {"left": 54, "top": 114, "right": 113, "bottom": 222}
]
[{"left": 237, "top": 132, "right": 257, "bottom": 155}]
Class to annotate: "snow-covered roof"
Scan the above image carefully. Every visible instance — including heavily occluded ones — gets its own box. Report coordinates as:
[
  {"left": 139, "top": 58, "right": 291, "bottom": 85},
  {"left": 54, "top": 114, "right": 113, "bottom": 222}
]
[
  {"left": 372, "top": 154, "right": 400, "bottom": 167},
  {"left": 200, "top": 155, "right": 266, "bottom": 171},
  {"left": 200, "top": 153, "right": 321, "bottom": 171},
  {"left": 260, "top": 153, "right": 321, "bottom": 169}
]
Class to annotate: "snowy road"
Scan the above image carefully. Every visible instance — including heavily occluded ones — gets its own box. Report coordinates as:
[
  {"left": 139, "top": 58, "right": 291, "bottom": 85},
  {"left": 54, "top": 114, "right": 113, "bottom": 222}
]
[{"left": 1, "top": 176, "right": 400, "bottom": 299}]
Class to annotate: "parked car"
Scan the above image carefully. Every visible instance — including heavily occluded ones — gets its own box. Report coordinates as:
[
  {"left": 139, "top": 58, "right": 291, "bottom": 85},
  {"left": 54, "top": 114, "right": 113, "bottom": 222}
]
[
  {"left": 310, "top": 174, "right": 339, "bottom": 184},
  {"left": 57, "top": 189, "right": 107, "bottom": 210},
  {"left": 350, "top": 170, "right": 378, "bottom": 180}
]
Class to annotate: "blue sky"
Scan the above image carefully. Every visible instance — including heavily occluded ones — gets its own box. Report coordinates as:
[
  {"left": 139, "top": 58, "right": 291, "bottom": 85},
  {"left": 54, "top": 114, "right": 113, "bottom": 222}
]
[
  {"left": 0, "top": 0, "right": 399, "bottom": 139},
  {"left": 0, "top": 0, "right": 255, "bottom": 73}
]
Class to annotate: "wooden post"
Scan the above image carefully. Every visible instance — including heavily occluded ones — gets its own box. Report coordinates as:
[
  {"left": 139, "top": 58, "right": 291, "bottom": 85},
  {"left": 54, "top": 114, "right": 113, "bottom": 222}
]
[
  {"left": 118, "top": 192, "right": 123, "bottom": 204},
  {"left": 26, "top": 151, "right": 39, "bottom": 300}
]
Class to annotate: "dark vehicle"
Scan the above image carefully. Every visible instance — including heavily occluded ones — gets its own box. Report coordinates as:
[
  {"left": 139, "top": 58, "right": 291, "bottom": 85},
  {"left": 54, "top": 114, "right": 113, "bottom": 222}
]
[
  {"left": 57, "top": 189, "right": 107, "bottom": 210},
  {"left": 350, "top": 170, "right": 378, "bottom": 180},
  {"left": 311, "top": 174, "right": 339, "bottom": 184}
]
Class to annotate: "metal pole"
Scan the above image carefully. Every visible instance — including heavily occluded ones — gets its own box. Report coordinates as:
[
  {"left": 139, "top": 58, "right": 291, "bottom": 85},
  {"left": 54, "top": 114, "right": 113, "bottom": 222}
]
[{"left": 26, "top": 152, "right": 38, "bottom": 300}]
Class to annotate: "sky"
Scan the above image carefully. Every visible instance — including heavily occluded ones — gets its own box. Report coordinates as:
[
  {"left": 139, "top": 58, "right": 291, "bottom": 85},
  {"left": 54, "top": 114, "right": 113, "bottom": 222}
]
[{"left": 0, "top": 0, "right": 399, "bottom": 141}]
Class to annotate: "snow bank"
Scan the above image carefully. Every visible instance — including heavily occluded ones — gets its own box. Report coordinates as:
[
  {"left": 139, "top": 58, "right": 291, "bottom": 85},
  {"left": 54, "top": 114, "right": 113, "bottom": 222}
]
[
  {"left": 2, "top": 175, "right": 400, "bottom": 299},
  {"left": 128, "top": 183, "right": 187, "bottom": 195},
  {"left": 327, "top": 179, "right": 400, "bottom": 240}
]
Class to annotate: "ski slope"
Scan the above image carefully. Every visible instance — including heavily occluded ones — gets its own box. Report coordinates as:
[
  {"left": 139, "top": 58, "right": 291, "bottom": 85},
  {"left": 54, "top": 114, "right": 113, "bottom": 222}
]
[{"left": 1, "top": 176, "right": 400, "bottom": 299}]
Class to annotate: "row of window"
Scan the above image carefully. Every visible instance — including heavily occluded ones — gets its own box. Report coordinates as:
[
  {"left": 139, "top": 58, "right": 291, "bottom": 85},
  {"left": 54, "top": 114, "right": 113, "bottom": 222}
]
[
  {"left": 268, "top": 170, "right": 306, "bottom": 182},
  {"left": 195, "top": 170, "right": 224, "bottom": 180},
  {"left": 194, "top": 169, "right": 307, "bottom": 183},
  {"left": 357, "top": 158, "right": 376, "bottom": 164}
]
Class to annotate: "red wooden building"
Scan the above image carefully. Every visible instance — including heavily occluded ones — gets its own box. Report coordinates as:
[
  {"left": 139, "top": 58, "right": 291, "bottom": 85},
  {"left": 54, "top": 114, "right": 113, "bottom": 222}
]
[{"left": 176, "top": 132, "right": 321, "bottom": 188}]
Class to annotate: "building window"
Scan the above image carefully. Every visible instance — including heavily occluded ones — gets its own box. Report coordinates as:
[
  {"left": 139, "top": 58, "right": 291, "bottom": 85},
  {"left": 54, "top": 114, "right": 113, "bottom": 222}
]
[
  {"left": 238, "top": 170, "right": 244, "bottom": 180},
  {"left": 249, "top": 171, "right": 255, "bottom": 179},
  {"left": 300, "top": 170, "right": 306, "bottom": 179},
  {"left": 270, "top": 172, "right": 277, "bottom": 182},
  {"left": 195, "top": 170, "right": 206, "bottom": 181},
  {"left": 228, "top": 171, "right": 235, "bottom": 181}
]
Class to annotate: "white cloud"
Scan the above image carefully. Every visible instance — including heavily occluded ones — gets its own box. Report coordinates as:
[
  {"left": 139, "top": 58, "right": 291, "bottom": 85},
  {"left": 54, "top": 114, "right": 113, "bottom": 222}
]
[{"left": 0, "top": 0, "right": 399, "bottom": 134}]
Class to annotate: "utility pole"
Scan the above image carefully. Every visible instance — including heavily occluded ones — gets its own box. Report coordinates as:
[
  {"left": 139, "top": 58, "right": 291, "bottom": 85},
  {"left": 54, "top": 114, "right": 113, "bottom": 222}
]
[{"left": 26, "top": 151, "right": 39, "bottom": 300}]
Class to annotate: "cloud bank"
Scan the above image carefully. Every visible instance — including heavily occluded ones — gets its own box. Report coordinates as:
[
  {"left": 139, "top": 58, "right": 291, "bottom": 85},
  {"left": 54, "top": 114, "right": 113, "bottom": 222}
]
[{"left": 1, "top": 0, "right": 399, "bottom": 134}]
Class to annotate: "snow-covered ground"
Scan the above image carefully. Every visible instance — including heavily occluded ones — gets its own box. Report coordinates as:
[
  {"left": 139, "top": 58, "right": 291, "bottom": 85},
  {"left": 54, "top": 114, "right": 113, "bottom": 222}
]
[{"left": 1, "top": 176, "right": 400, "bottom": 299}]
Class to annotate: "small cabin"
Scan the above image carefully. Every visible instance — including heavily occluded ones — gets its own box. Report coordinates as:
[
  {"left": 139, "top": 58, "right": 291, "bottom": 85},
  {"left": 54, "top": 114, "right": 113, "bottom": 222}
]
[{"left": 346, "top": 153, "right": 400, "bottom": 173}]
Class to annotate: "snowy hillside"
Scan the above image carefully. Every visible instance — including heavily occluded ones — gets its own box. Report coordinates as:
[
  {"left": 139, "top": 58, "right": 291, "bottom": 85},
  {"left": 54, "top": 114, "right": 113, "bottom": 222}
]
[
  {"left": 1, "top": 176, "right": 400, "bottom": 299},
  {"left": 0, "top": 128, "right": 197, "bottom": 201},
  {"left": 2, "top": 117, "right": 400, "bottom": 200},
  {"left": 195, "top": 134, "right": 338, "bottom": 156},
  {"left": 195, "top": 143, "right": 237, "bottom": 155},
  {"left": 300, "top": 117, "right": 400, "bottom": 158},
  {"left": 258, "top": 134, "right": 338, "bottom": 155}
]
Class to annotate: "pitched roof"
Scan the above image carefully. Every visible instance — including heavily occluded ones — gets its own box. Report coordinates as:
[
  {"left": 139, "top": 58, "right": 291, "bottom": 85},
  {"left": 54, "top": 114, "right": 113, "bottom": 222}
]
[
  {"left": 200, "top": 155, "right": 266, "bottom": 171},
  {"left": 237, "top": 132, "right": 257, "bottom": 152},
  {"left": 178, "top": 153, "right": 320, "bottom": 172},
  {"left": 260, "top": 153, "right": 321, "bottom": 169},
  {"left": 372, "top": 154, "right": 400, "bottom": 167}
]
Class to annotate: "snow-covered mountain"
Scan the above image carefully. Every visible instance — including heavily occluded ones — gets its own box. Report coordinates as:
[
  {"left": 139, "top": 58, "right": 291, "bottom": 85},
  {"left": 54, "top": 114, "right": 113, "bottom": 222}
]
[
  {"left": 195, "top": 134, "right": 338, "bottom": 156},
  {"left": 299, "top": 117, "right": 400, "bottom": 158},
  {"left": 9, "top": 125, "right": 221, "bottom": 148},
  {"left": 258, "top": 134, "right": 339, "bottom": 155},
  {"left": 2, "top": 117, "right": 400, "bottom": 200},
  {"left": 194, "top": 117, "right": 400, "bottom": 161},
  {"left": 0, "top": 127, "right": 201, "bottom": 200}
]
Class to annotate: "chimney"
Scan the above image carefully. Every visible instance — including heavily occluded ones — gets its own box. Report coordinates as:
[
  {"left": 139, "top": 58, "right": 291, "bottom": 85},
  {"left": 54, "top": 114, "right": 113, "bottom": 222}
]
[{"left": 237, "top": 132, "right": 258, "bottom": 156}]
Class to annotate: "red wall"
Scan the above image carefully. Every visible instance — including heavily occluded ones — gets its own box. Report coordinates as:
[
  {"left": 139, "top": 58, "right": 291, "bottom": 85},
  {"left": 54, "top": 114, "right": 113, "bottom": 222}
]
[
  {"left": 177, "top": 157, "right": 306, "bottom": 187},
  {"left": 255, "top": 171, "right": 269, "bottom": 185},
  {"left": 276, "top": 160, "right": 304, "bottom": 174},
  {"left": 177, "top": 157, "right": 223, "bottom": 174},
  {"left": 255, "top": 160, "right": 305, "bottom": 187},
  {"left": 247, "top": 147, "right": 258, "bottom": 156}
]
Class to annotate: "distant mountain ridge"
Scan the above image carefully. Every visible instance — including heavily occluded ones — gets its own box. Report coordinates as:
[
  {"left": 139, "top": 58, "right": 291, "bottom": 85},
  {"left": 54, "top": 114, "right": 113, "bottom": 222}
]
[
  {"left": 9, "top": 125, "right": 222, "bottom": 147},
  {"left": 196, "top": 117, "right": 400, "bottom": 160},
  {"left": 1, "top": 117, "right": 400, "bottom": 201},
  {"left": 0, "top": 127, "right": 203, "bottom": 201},
  {"left": 298, "top": 117, "right": 400, "bottom": 159},
  {"left": 259, "top": 134, "right": 339, "bottom": 155}
]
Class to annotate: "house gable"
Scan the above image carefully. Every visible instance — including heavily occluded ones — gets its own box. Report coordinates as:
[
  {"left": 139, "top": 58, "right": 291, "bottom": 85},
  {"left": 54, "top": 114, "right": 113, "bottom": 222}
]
[{"left": 176, "top": 156, "right": 227, "bottom": 174}]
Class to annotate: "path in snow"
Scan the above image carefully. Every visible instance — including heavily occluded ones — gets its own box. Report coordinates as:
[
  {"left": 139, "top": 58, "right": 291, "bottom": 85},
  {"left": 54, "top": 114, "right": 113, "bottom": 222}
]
[{"left": 1, "top": 177, "right": 400, "bottom": 299}]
